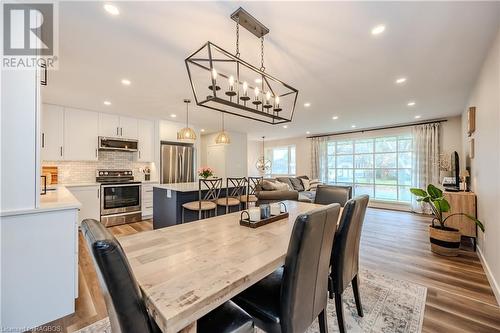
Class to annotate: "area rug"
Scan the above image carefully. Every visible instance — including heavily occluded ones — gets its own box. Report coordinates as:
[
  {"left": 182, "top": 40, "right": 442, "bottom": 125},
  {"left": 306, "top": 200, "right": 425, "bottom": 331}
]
[{"left": 75, "top": 269, "right": 426, "bottom": 333}]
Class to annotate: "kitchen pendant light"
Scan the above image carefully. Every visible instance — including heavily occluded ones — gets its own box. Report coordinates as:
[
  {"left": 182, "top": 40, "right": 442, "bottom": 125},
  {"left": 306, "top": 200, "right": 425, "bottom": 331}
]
[
  {"left": 255, "top": 136, "right": 271, "bottom": 174},
  {"left": 177, "top": 99, "right": 197, "bottom": 141},
  {"left": 215, "top": 113, "right": 230, "bottom": 144},
  {"left": 185, "top": 7, "right": 298, "bottom": 125}
]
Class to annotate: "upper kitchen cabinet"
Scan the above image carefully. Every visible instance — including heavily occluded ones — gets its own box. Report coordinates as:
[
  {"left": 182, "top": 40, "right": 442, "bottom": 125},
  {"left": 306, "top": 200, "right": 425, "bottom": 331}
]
[
  {"left": 64, "top": 108, "right": 99, "bottom": 161},
  {"left": 98, "top": 113, "right": 138, "bottom": 139},
  {"left": 119, "top": 116, "right": 138, "bottom": 139},
  {"left": 41, "top": 104, "right": 64, "bottom": 161},
  {"left": 138, "top": 119, "right": 155, "bottom": 162}
]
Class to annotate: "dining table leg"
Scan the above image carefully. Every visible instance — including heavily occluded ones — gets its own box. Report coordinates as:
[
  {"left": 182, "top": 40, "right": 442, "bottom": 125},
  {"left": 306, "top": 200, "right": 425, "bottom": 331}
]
[{"left": 179, "top": 321, "right": 197, "bottom": 333}]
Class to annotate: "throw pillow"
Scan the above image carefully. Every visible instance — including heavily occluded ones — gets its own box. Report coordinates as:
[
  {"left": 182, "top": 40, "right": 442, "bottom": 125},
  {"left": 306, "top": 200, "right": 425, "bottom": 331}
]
[
  {"left": 309, "top": 178, "right": 323, "bottom": 191},
  {"left": 300, "top": 178, "right": 311, "bottom": 191},
  {"left": 289, "top": 177, "right": 305, "bottom": 191},
  {"left": 261, "top": 179, "right": 278, "bottom": 191},
  {"left": 273, "top": 182, "right": 290, "bottom": 191},
  {"left": 276, "top": 177, "right": 294, "bottom": 190},
  {"left": 297, "top": 175, "right": 310, "bottom": 180}
]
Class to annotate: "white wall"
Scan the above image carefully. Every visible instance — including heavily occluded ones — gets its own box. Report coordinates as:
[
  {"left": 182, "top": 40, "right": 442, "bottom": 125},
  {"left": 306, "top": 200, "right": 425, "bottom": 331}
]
[
  {"left": 200, "top": 131, "right": 248, "bottom": 178},
  {"left": 441, "top": 116, "right": 463, "bottom": 156},
  {"left": 461, "top": 28, "right": 500, "bottom": 301}
]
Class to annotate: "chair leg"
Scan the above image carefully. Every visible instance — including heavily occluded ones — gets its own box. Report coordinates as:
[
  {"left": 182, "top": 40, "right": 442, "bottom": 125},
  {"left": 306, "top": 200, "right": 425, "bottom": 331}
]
[
  {"left": 328, "top": 275, "right": 334, "bottom": 299},
  {"left": 352, "top": 274, "right": 363, "bottom": 317},
  {"left": 334, "top": 292, "right": 346, "bottom": 333},
  {"left": 318, "top": 309, "right": 328, "bottom": 333}
]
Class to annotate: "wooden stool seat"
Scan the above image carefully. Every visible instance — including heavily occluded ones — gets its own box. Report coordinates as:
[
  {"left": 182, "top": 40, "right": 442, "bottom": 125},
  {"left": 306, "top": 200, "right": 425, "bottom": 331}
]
[
  {"left": 182, "top": 200, "right": 217, "bottom": 211},
  {"left": 240, "top": 194, "right": 258, "bottom": 203},
  {"left": 216, "top": 197, "right": 241, "bottom": 206}
]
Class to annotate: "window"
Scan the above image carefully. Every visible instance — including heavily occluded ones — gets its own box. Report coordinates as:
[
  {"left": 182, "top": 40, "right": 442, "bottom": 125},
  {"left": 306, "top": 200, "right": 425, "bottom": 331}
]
[
  {"left": 325, "top": 134, "right": 413, "bottom": 203},
  {"left": 265, "top": 145, "right": 296, "bottom": 176}
]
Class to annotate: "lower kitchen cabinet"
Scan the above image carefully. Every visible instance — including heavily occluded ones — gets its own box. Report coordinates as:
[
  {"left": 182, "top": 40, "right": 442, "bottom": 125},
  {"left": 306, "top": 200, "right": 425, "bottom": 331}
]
[
  {"left": 142, "top": 182, "right": 157, "bottom": 218},
  {"left": 67, "top": 185, "right": 100, "bottom": 224}
]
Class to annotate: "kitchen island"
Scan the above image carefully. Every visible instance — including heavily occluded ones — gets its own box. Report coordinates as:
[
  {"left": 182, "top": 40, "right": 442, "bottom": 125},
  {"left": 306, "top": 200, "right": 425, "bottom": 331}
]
[{"left": 153, "top": 182, "right": 238, "bottom": 229}]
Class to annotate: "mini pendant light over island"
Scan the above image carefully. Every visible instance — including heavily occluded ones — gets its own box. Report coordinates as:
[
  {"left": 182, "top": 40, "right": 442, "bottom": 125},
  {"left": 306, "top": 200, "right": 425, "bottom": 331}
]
[
  {"left": 177, "top": 99, "right": 197, "bottom": 141},
  {"left": 215, "top": 113, "right": 230, "bottom": 144}
]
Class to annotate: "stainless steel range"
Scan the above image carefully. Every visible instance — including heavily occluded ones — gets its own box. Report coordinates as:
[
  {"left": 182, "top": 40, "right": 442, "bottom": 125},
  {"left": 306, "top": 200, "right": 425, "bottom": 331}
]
[{"left": 97, "top": 169, "right": 142, "bottom": 227}]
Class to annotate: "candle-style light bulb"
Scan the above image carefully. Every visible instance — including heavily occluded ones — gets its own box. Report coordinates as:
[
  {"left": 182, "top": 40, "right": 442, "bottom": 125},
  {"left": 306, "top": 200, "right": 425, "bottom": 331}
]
[
  {"left": 275, "top": 96, "right": 280, "bottom": 106},
  {"left": 211, "top": 69, "right": 217, "bottom": 80},
  {"left": 229, "top": 75, "right": 234, "bottom": 88},
  {"left": 266, "top": 91, "right": 271, "bottom": 102},
  {"left": 254, "top": 87, "right": 259, "bottom": 98},
  {"left": 243, "top": 81, "right": 248, "bottom": 95}
]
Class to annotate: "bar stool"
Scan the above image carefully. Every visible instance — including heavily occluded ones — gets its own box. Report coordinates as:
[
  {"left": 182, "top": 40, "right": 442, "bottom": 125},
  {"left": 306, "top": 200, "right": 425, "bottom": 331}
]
[
  {"left": 182, "top": 178, "right": 222, "bottom": 223},
  {"left": 240, "top": 176, "right": 262, "bottom": 209},
  {"left": 216, "top": 177, "right": 247, "bottom": 214}
]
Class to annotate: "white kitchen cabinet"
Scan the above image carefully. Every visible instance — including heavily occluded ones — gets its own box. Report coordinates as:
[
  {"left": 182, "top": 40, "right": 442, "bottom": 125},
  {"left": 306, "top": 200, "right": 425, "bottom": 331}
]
[
  {"left": 41, "top": 104, "right": 64, "bottom": 161},
  {"left": 138, "top": 119, "right": 155, "bottom": 162},
  {"left": 98, "top": 113, "right": 138, "bottom": 139},
  {"left": 98, "top": 113, "right": 121, "bottom": 137},
  {"left": 141, "top": 182, "right": 157, "bottom": 218},
  {"left": 64, "top": 108, "right": 99, "bottom": 161},
  {"left": 68, "top": 185, "right": 100, "bottom": 224},
  {"left": 119, "top": 116, "right": 138, "bottom": 139}
]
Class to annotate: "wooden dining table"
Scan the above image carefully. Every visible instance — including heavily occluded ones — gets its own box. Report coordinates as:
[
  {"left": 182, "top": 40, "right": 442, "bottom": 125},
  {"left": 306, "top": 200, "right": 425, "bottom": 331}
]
[{"left": 118, "top": 200, "right": 341, "bottom": 333}]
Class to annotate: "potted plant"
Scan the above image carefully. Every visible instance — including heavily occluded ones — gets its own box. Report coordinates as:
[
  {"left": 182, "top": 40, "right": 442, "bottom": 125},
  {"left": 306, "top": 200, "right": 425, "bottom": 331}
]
[
  {"left": 410, "top": 184, "right": 484, "bottom": 256},
  {"left": 198, "top": 167, "right": 214, "bottom": 179}
]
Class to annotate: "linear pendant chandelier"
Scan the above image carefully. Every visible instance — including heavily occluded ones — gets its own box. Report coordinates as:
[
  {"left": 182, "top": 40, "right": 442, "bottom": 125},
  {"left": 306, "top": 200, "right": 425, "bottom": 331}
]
[{"left": 185, "top": 7, "right": 298, "bottom": 125}]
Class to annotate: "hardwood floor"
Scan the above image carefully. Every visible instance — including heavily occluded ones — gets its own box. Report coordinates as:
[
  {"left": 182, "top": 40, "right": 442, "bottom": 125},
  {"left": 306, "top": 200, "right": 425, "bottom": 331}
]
[{"left": 39, "top": 209, "right": 500, "bottom": 332}]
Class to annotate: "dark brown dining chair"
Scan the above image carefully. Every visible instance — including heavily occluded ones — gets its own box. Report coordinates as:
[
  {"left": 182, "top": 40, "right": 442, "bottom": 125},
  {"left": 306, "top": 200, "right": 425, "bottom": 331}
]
[
  {"left": 314, "top": 185, "right": 352, "bottom": 207},
  {"left": 240, "top": 176, "right": 262, "bottom": 209},
  {"left": 81, "top": 219, "right": 254, "bottom": 333},
  {"left": 182, "top": 178, "right": 222, "bottom": 222},
  {"left": 234, "top": 203, "right": 341, "bottom": 333},
  {"left": 329, "top": 195, "right": 369, "bottom": 333},
  {"left": 217, "top": 177, "right": 246, "bottom": 213}
]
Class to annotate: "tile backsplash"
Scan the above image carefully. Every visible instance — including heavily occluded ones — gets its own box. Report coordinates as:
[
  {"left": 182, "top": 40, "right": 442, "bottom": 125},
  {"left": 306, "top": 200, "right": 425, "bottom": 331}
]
[{"left": 42, "top": 150, "right": 155, "bottom": 184}]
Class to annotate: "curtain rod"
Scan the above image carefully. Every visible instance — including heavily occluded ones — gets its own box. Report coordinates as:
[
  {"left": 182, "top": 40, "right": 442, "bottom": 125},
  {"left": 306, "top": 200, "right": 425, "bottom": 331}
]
[{"left": 306, "top": 118, "right": 448, "bottom": 139}]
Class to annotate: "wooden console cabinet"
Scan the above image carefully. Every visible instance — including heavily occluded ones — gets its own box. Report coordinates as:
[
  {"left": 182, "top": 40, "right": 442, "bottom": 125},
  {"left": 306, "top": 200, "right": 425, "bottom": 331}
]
[{"left": 443, "top": 191, "right": 477, "bottom": 249}]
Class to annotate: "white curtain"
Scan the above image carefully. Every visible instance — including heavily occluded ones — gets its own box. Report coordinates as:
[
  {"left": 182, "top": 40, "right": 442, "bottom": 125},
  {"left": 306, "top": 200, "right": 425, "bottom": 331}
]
[
  {"left": 412, "top": 123, "right": 440, "bottom": 213},
  {"left": 311, "top": 137, "right": 328, "bottom": 181}
]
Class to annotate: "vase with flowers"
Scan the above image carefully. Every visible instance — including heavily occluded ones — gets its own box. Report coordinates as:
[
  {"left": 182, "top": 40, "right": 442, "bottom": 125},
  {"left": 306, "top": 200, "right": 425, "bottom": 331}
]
[{"left": 198, "top": 167, "right": 214, "bottom": 179}]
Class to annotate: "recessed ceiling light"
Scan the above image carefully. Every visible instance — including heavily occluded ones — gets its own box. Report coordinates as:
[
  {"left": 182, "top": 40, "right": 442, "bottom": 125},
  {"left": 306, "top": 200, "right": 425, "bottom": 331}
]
[
  {"left": 104, "top": 4, "right": 119, "bottom": 16},
  {"left": 121, "top": 78, "right": 131, "bottom": 86},
  {"left": 414, "top": 115, "right": 422, "bottom": 119},
  {"left": 371, "top": 24, "right": 386, "bottom": 35},
  {"left": 170, "top": 114, "right": 177, "bottom": 118},
  {"left": 332, "top": 116, "right": 339, "bottom": 120},
  {"left": 282, "top": 125, "right": 288, "bottom": 129},
  {"left": 407, "top": 101, "right": 416, "bottom": 106},
  {"left": 351, "top": 125, "right": 356, "bottom": 128},
  {"left": 103, "top": 100, "right": 111, "bottom": 106},
  {"left": 306, "top": 131, "right": 310, "bottom": 134},
  {"left": 201, "top": 129, "right": 205, "bottom": 132},
  {"left": 304, "top": 102, "right": 311, "bottom": 108},
  {"left": 395, "top": 77, "right": 407, "bottom": 85},
  {"left": 255, "top": 78, "right": 262, "bottom": 84}
]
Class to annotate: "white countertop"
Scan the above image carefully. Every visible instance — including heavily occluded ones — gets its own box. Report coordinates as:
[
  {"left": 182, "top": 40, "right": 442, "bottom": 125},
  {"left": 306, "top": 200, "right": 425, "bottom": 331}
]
[
  {"left": 1, "top": 186, "right": 81, "bottom": 217},
  {"left": 154, "top": 182, "right": 202, "bottom": 192}
]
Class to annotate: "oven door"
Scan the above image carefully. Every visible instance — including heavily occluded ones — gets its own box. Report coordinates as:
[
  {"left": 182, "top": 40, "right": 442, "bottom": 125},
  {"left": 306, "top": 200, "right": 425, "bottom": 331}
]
[{"left": 101, "top": 183, "right": 141, "bottom": 216}]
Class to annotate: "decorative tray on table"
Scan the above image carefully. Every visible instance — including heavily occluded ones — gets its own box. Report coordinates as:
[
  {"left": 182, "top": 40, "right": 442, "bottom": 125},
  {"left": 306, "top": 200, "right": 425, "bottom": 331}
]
[{"left": 239, "top": 202, "right": 288, "bottom": 228}]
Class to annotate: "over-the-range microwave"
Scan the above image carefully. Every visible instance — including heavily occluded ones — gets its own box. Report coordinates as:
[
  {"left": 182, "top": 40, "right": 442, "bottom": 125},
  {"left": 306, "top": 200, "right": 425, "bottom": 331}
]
[{"left": 98, "top": 136, "right": 138, "bottom": 152}]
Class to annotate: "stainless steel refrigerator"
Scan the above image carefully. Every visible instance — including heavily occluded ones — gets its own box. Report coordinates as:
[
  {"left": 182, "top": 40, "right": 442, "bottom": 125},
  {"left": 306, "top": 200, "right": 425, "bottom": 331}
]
[{"left": 160, "top": 142, "right": 195, "bottom": 184}]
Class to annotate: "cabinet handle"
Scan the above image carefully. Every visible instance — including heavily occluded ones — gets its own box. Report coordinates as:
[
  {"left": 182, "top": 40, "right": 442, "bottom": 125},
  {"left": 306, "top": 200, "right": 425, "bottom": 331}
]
[
  {"left": 139, "top": 150, "right": 141, "bottom": 159},
  {"left": 95, "top": 148, "right": 98, "bottom": 158},
  {"left": 146, "top": 206, "right": 153, "bottom": 209},
  {"left": 60, "top": 146, "right": 63, "bottom": 156},
  {"left": 42, "top": 133, "right": 45, "bottom": 148},
  {"left": 120, "top": 127, "right": 123, "bottom": 136},
  {"left": 40, "top": 61, "right": 47, "bottom": 86},
  {"left": 97, "top": 189, "right": 100, "bottom": 198},
  {"left": 116, "top": 127, "right": 119, "bottom": 136}
]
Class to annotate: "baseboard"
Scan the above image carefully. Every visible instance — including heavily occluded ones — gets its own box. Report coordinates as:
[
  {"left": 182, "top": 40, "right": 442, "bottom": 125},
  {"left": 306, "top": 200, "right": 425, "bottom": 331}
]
[{"left": 477, "top": 246, "right": 500, "bottom": 305}]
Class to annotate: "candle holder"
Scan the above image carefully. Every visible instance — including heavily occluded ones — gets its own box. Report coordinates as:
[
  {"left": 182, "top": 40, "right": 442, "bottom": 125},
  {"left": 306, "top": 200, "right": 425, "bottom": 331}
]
[
  {"left": 263, "top": 103, "right": 273, "bottom": 109},
  {"left": 208, "top": 84, "right": 221, "bottom": 91}
]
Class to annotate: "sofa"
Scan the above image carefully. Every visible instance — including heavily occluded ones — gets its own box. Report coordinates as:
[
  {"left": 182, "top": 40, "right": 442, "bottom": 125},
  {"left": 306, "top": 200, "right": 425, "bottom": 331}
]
[{"left": 255, "top": 176, "right": 319, "bottom": 204}]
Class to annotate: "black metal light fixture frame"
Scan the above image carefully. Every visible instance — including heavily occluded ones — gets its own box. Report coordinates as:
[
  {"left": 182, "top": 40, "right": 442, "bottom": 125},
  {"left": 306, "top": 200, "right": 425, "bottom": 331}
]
[{"left": 185, "top": 8, "right": 298, "bottom": 125}]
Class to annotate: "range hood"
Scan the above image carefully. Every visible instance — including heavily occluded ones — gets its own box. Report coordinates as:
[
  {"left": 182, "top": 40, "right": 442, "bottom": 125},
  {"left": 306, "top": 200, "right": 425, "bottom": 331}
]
[{"left": 98, "top": 137, "right": 138, "bottom": 152}]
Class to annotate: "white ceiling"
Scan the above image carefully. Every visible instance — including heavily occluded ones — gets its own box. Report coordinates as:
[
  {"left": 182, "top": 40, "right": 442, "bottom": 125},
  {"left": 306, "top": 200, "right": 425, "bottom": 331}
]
[{"left": 43, "top": 1, "right": 500, "bottom": 140}]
